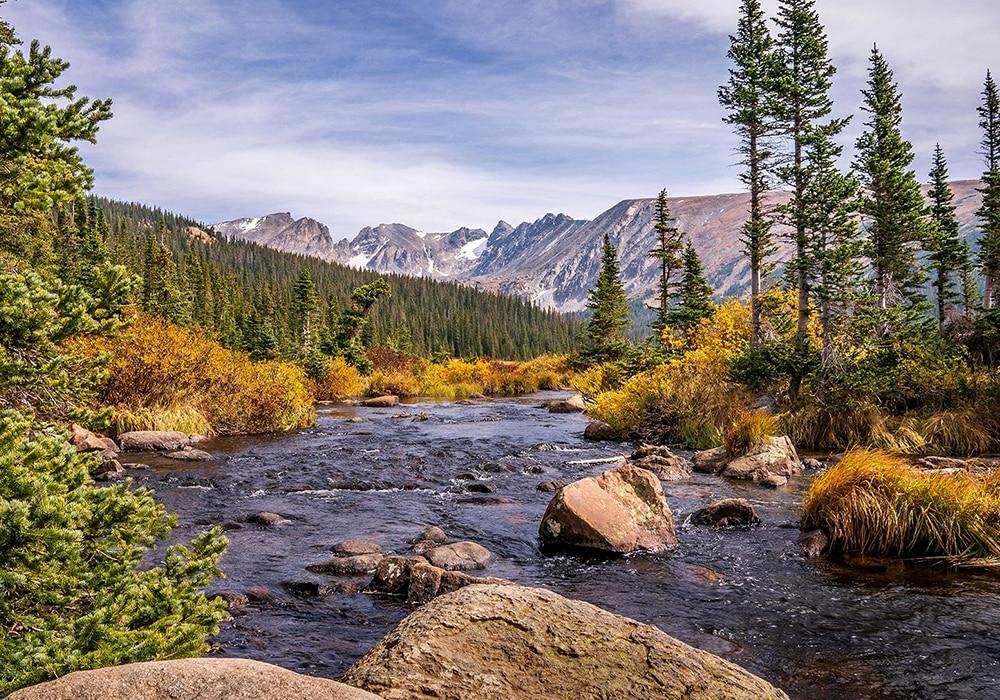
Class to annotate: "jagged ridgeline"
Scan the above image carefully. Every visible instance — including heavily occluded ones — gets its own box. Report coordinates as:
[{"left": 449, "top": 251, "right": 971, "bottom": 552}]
[{"left": 92, "top": 198, "right": 580, "bottom": 359}]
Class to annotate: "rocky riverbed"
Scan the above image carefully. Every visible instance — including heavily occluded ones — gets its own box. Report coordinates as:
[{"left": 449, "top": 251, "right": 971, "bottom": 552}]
[{"left": 125, "top": 393, "right": 1000, "bottom": 699}]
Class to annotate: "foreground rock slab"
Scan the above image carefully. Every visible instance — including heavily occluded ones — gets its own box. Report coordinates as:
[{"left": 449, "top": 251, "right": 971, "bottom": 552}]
[
  {"left": 343, "top": 584, "right": 788, "bottom": 700},
  {"left": 9, "top": 658, "right": 382, "bottom": 700},
  {"left": 538, "top": 464, "right": 676, "bottom": 554}
]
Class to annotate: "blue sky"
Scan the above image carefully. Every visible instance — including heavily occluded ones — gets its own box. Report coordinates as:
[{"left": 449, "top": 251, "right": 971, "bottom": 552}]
[{"left": 6, "top": 0, "right": 1000, "bottom": 238}]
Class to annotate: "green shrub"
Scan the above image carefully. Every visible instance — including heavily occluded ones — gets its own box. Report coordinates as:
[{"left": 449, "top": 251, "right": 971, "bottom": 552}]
[{"left": 0, "top": 410, "right": 228, "bottom": 694}]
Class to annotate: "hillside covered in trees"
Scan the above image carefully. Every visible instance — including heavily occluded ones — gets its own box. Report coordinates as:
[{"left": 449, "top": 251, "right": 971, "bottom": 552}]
[{"left": 80, "top": 198, "right": 580, "bottom": 360}]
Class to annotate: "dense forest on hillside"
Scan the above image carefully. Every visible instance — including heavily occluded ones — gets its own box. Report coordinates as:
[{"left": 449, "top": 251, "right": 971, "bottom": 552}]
[{"left": 85, "top": 198, "right": 580, "bottom": 360}]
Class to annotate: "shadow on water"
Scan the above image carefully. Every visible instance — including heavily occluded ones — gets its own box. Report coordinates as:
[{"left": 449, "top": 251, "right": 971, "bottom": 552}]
[{"left": 128, "top": 392, "right": 1000, "bottom": 700}]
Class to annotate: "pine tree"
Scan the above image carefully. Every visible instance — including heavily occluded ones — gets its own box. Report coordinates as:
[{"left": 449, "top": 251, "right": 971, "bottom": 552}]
[
  {"left": 646, "top": 189, "right": 684, "bottom": 343},
  {"left": 800, "top": 123, "right": 865, "bottom": 356},
  {"left": 924, "top": 144, "right": 965, "bottom": 328},
  {"left": 854, "top": 45, "right": 927, "bottom": 310},
  {"left": 772, "top": 0, "right": 842, "bottom": 395},
  {"left": 584, "top": 234, "right": 632, "bottom": 362},
  {"left": 293, "top": 268, "right": 320, "bottom": 357},
  {"left": 960, "top": 241, "right": 982, "bottom": 312},
  {"left": 978, "top": 70, "right": 1000, "bottom": 310},
  {"left": 719, "top": 0, "right": 778, "bottom": 347},
  {"left": 667, "top": 241, "right": 715, "bottom": 335}
]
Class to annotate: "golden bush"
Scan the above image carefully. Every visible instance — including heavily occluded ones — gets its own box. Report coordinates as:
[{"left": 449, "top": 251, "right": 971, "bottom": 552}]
[
  {"left": 314, "top": 357, "right": 365, "bottom": 400},
  {"left": 78, "top": 314, "right": 314, "bottom": 435}
]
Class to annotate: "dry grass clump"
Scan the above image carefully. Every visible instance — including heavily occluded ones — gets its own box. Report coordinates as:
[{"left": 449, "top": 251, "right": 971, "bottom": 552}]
[
  {"left": 919, "top": 409, "right": 995, "bottom": 457},
  {"left": 723, "top": 411, "right": 779, "bottom": 455},
  {"left": 781, "top": 403, "right": 926, "bottom": 453},
  {"left": 78, "top": 314, "right": 315, "bottom": 435},
  {"left": 802, "top": 449, "right": 1000, "bottom": 565}
]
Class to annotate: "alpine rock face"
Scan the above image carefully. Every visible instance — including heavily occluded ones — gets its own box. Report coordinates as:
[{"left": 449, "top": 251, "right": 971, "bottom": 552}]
[{"left": 211, "top": 180, "right": 985, "bottom": 312}]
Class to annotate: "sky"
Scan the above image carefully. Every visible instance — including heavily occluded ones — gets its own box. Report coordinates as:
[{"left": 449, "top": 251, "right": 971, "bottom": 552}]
[{"left": 5, "top": 0, "right": 1000, "bottom": 239}]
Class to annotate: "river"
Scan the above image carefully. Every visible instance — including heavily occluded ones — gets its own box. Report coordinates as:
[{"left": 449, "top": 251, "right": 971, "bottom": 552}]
[{"left": 130, "top": 393, "right": 1000, "bottom": 699}]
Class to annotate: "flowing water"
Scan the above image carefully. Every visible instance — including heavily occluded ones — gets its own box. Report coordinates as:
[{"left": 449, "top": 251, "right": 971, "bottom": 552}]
[{"left": 130, "top": 393, "right": 1000, "bottom": 700}]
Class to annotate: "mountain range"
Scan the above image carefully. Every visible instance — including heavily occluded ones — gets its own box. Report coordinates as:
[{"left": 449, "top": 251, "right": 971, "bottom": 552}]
[{"left": 210, "top": 180, "right": 985, "bottom": 312}]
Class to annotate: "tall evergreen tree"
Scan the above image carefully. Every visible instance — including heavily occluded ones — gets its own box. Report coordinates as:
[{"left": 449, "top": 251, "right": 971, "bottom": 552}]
[
  {"left": 667, "top": 241, "right": 715, "bottom": 335},
  {"left": 924, "top": 144, "right": 965, "bottom": 328},
  {"left": 800, "top": 123, "right": 865, "bottom": 356},
  {"left": 978, "top": 70, "right": 1000, "bottom": 310},
  {"left": 854, "top": 45, "right": 927, "bottom": 310},
  {"left": 584, "top": 234, "right": 632, "bottom": 361},
  {"left": 293, "top": 268, "right": 320, "bottom": 357},
  {"left": 647, "top": 189, "right": 684, "bottom": 344},
  {"left": 772, "top": 0, "right": 842, "bottom": 395},
  {"left": 719, "top": 0, "right": 778, "bottom": 347}
]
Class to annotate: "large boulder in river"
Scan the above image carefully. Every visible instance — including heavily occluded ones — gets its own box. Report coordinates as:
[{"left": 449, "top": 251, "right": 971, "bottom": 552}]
[
  {"left": 538, "top": 464, "right": 676, "bottom": 554},
  {"left": 693, "top": 437, "right": 802, "bottom": 483},
  {"left": 722, "top": 436, "right": 802, "bottom": 481},
  {"left": 118, "top": 430, "right": 192, "bottom": 452},
  {"left": 8, "top": 658, "right": 381, "bottom": 700},
  {"left": 343, "top": 584, "right": 788, "bottom": 700}
]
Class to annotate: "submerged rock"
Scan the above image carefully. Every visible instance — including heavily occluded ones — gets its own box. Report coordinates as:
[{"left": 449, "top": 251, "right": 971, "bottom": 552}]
[
  {"left": 798, "top": 529, "right": 830, "bottom": 558},
  {"left": 367, "top": 556, "right": 507, "bottom": 606},
  {"left": 630, "top": 444, "right": 693, "bottom": 481},
  {"left": 691, "top": 498, "right": 760, "bottom": 528},
  {"left": 583, "top": 420, "right": 621, "bottom": 441},
  {"left": 408, "top": 525, "right": 447, "bottom": 547},
  {"left": 118, "top": 430, "right": 192, "bottom": 452},
  {"left": 342, "top": 584, "right": 788, "bottom": 700},
  {"left": 166, "top": 447, "right": 213, "bottom": 461},
  {"left": 361, "top": 395, "right": 399, "bottom": 408},
  {"left": 536, "top": 479, "right": 566, "bottom": 492},
  {"left": 538, "top": 464, "right": 676, "bottom": 554},
  {"left": 307, "top": 553, "right": 384, "bottom": 575},
  {"left": 424, "top": 541, "right": 493, "bottom": 571},
  {"left": 7, "top": 658, "right": 382, "bottom": 700},
  {"left": 332, "top": 539, "right": 384, "bottom": 557},
  {"left": 245, "top": 511, "right": 287, "bottom": 527}
]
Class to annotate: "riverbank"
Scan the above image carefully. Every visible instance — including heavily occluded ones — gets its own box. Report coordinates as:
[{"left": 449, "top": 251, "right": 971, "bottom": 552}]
[{"left": 120, "top": 393, "right": 1000, "bottom": 699}]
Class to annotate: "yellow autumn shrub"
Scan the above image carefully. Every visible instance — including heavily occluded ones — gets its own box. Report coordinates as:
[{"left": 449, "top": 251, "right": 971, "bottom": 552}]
[
  {"left": 77, "top": 314, "right": 314, "bottom": 435},
  {"left": 314, "top": 357, "right": 365, "bottom": 400}
]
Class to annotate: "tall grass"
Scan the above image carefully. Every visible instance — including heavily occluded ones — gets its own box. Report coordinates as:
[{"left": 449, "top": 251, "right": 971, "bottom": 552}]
[
  {"left": 723, "top": 411, "right": 779, "bottom": 455},
  {"left": 802, "top": 449, "right": 1000, "bottom": 565}
]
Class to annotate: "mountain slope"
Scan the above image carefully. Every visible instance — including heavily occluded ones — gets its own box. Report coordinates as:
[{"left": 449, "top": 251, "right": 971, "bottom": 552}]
[{"left": 213, "top": 180, "right": 985, "bottom": 312}]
